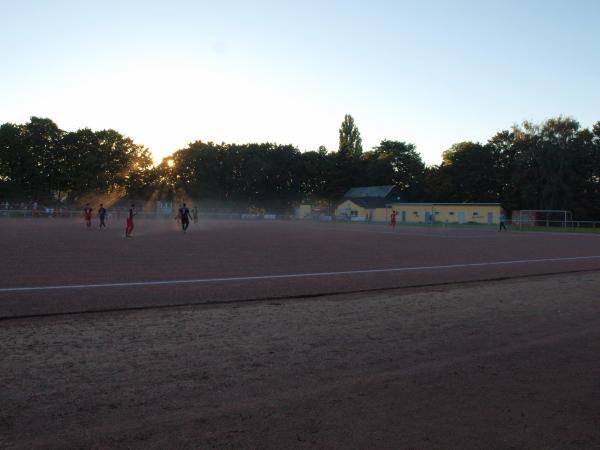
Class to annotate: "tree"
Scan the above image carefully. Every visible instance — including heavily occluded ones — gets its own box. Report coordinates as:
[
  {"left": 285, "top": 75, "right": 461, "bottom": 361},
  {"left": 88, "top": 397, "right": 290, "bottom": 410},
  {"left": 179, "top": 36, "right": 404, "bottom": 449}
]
[
  {"left": 60, "top": 128, "right": 152, "bottom": 202},
  {"left": 166, "top": 142, "right": 306, "bottom": 211},
  {"left": 338, "top": 114, "right": 362, "bottom": 157},
  {"left": 22, "top": 117, "right": 64, "bottom": 201},
  {"left": 365, "top": 140, "right": 425, "bottom": 198},
  {"left": 300, "top": 148, "right": 332, "bottom": 201},
  {"left": 438, "top": 142, "right": 498, "bottom": 202},
  {"left": 486, "top": 130, "right": 518, "bottom": 210},
  {"left": 0, "top": 122, "right": 26, "bottom": 199},
  {"left": 507, "top": 117, "right": 588, "bottom": 213}
]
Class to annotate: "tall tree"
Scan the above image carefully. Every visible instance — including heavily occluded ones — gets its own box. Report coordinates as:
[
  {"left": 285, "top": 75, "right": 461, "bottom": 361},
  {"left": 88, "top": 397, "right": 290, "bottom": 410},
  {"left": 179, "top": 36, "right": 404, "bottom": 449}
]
[{"left": 338, "top": 114, "right": 362, "bottom": 157}]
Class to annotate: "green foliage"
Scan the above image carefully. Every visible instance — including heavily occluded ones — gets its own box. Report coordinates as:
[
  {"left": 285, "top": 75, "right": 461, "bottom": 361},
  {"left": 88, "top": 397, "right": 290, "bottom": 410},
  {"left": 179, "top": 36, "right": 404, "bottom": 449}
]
[
  {"left": 1, "top": 114, "right": 600, "bottom": 219},
  {"left": 365, "top": 140, "right": 425, "bottom": 199},
  {"left": 439, "top": 141, "right": 497, "bottom": 202},
  {"left": 424, "top": 116, "right": 600, "bottom": 219},
  {"left": 162, "top": 142, "right": 306, "bottom": 212},
  {"left": 338, "top": 114, "right": 363, "bottom": 157},
  {"left": 0, "top": 117, "right": 153, "bottom": 204}
]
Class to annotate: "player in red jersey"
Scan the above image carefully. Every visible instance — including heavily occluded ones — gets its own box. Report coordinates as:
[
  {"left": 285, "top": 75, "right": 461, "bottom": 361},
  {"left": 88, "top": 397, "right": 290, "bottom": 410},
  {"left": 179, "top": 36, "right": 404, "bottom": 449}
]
[
  {"left": 390, "top": 210, "right": 397, "bottom": 229},
  {"left": 83, "top": 203, "right": 93, "bottom": 228},
  {"left": 125, "top": 204, "right": 136, "bottom": 237}
]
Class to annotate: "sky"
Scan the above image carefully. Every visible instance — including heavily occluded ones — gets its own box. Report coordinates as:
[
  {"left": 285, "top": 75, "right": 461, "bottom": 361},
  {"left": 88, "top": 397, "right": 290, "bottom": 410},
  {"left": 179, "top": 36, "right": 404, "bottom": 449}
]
[{"left": 1, "top": 0, "right": 599, "bottom": 165}]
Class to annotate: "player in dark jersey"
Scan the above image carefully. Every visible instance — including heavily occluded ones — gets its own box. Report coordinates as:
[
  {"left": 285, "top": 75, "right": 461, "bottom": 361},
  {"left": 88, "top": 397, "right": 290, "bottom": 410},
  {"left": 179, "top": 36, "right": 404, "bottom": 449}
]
[
  {"left": 125, "top": 204, "right": 136, "bottom": 237},
  {"left": 98, "top": 203, "right": 107, "bottom": 228},
  {"left": 84, "top": 204, "right": 93, "bottom": 228},
  {"left": 178, "top": 203, "right": 192, "bottom": 232}
]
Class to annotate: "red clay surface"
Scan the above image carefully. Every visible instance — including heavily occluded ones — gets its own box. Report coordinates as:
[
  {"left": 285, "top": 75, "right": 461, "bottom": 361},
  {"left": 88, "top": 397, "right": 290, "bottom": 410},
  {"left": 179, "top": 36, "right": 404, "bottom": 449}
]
[
  {"left": 1, "top": 217, "right": 599, "bottom": 318},
  {"left": 2, "top": 218, "right": 600, "bottom": 449},
  {"left": 3, "top": 271, "right": 600, "bottom": 448}
]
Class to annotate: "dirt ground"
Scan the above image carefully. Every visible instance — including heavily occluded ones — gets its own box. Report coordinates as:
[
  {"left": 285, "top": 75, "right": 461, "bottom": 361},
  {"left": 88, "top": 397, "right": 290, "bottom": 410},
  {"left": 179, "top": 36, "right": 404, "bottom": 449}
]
[
  {"left": 2, "top": 271, "right": 600, "bottom": 449},
  {"left": 2, "top": 218, "right": 600, "bottom": 318}
]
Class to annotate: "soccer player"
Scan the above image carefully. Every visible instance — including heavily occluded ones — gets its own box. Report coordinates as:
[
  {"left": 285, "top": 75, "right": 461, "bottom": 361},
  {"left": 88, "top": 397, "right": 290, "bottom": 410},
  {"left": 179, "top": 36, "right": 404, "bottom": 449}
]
[
  {"left": 84, "top": 203, "right": 93, "bottom": 228},
  {"left": 179, "top": 203, "right": 192, "bottom": 232},
  {"left": 98, "top": 203, "right": 107, "bottom": 228},
  {"left": 125, "top": 204, "right": 136, "bottom": 237},
  {"left": 390, "top": 210, "right": 397, "bottom": 229},
  {"left": 498, "top": 212, "right": 507, "bottom": 232}
]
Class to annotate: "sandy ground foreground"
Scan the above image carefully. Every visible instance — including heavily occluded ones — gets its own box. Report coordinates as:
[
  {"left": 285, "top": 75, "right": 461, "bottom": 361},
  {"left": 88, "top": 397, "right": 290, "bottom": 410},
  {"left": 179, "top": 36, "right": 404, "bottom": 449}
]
[{"left": 1, "top": 272, "right": 600, "bottom": 449}]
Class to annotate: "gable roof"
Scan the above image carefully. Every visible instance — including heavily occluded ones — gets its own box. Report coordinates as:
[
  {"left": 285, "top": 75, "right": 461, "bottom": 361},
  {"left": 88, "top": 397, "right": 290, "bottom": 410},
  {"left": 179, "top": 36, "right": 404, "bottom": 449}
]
[
  {"left": 347, "top": 198, "right": 390, "bottom": 208},
  {"left": 343, "top": 185, "right": 397, "bottom": 199}
]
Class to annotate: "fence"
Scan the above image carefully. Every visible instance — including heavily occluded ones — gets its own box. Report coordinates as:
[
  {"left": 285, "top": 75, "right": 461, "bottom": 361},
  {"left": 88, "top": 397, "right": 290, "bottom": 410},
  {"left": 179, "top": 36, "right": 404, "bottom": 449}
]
[
  {"left": 0, "top": 209, "right": 292, "bottom": 221},
  {"left": 2, "top": 209, "right": 600, "bottom": 232},
  {"left": 508, "top": 219, "right": 600, "bottom": 232}
]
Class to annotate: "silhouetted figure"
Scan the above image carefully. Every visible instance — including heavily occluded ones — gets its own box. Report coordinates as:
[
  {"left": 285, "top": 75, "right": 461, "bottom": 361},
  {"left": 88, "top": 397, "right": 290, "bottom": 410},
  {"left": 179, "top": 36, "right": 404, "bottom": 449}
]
[
  {"left": 98, "top": 204, "right": 107, "bottom": 228},
  {"left": 125, "top": 204, "right": 136, "bottom": 237},
  {"left": 179, "top": 203, "right": 192, "bottom": 232},
  {"left": 499, "top": 212, "right": 507, "bottom": 231},
  {"left": 84, "top": 204, "right": 93, "bottom": 228}
]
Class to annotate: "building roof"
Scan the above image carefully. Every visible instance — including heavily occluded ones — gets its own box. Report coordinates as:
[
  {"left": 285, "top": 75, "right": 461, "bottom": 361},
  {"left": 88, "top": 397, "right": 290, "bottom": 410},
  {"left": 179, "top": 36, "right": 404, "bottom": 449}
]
[
  {"left": 343, "top": 185, "right": 397, "bottom": 199},
  {"left": 342, "top": 198, "right": 391, "bottom": 209}
]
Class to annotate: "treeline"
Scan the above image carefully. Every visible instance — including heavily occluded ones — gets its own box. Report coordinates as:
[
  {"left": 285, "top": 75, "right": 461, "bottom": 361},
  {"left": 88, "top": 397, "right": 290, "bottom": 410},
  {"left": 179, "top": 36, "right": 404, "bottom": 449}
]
[
  {"left": 1, "top": 115, "right": 600, "bottom": 218},
  {"left": 0, "top": 117, "right": 153, "bottom": 203},
  {"left": 154, "top": 136, "right": 426, "bottom": 212},
  {"left": 431, "top": 117, "right": 600, "bottom": 219}
]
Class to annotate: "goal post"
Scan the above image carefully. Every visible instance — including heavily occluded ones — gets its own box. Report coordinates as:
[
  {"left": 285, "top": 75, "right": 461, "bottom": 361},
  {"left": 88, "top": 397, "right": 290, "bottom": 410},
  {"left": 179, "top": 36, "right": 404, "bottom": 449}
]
[{"left": 512, "top": 210, "right": 572, "bottom": 229}]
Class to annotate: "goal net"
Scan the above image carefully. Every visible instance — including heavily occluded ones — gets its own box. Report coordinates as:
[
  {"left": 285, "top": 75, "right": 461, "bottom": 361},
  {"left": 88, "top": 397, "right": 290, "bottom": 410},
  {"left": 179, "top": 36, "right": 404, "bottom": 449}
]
[{"left": 512, "top": 210, "right": 572, "bottom": 228}]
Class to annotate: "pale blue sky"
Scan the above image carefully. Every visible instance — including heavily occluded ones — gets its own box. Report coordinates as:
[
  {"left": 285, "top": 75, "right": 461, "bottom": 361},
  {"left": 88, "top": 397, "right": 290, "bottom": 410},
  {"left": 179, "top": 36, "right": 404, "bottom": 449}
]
[{"left": 1, "top": 0, "right": 599, "bottom": 164}]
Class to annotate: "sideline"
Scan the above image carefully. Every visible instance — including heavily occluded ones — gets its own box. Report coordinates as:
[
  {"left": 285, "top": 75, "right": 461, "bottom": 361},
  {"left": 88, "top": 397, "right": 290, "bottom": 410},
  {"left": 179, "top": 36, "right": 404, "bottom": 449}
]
[
  {"left": 1, "top": 255, "right": 600, "bottom": 293},
  {"left": 308, "top": 223, "right": 600, "bottom": 239}
]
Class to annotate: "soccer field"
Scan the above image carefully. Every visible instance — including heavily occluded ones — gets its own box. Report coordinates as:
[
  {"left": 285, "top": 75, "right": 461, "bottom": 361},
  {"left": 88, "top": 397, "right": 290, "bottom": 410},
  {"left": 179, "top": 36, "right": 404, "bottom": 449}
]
[
  {"left": 2, "top": 217, "right": 600, "bottom": 448},
  {"left": 1, "top": 217, "right": 600, "bottom": 318}
]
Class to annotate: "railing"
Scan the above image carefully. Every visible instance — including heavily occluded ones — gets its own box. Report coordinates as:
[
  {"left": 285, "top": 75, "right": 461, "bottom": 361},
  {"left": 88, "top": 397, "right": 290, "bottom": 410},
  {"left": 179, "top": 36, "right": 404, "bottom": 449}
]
[
  {"left": 0, "top": 209, "right": 291, "bottom": 221},
  {"left": 2, "top": 210, "right": 600, "bottom": 232},
  {"left": 510, "top": 219, "right": 600, "bottom": 232}
]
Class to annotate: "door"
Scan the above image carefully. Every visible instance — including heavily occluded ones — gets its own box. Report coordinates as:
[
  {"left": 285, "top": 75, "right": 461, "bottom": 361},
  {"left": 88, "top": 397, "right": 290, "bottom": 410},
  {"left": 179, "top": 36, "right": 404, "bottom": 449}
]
[
  {"left": 487, "top": 212, "right": 493, "bottom": 224},
  {"left": 401, "top": 211, "right": 407, "bottom": 223},
  {"left": 458, "top": 211, "right": 466, "bottom": 224}
]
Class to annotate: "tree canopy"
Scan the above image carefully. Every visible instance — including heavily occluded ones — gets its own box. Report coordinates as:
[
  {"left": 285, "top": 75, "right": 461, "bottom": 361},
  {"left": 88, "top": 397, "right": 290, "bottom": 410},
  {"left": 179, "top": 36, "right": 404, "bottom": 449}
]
[
  {"left": 1, "top": 115, "right": 599, "bottom": 219},
  {"left": 0, "top": 117, "right": 152, "bottom": 204},
  {"left": 338, "top": 114, "right": 363, "bottom": 157}
]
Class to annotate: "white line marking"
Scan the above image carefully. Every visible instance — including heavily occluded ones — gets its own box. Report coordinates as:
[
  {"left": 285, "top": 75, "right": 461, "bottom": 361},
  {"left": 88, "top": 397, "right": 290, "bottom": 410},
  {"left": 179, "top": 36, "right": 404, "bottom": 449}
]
[
  {"left": 315, "top": 225, "right": 600, "bottom": 239},
  {"left": 325, "top": 227, "right": 493, "bottom": 238},
  {"left": 1, "top": 255, "right": 599, "bottom": 293}
]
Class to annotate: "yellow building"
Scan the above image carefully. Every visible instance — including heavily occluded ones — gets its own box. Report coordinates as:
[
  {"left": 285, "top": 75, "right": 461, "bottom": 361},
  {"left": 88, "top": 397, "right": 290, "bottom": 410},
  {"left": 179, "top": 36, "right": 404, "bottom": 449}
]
[
  {"left": 335, "top": 186, "right": 502, "bottom": 224},
  {"left": 335, "top": 185, "right": 402, "bottom": 221},
  {"left": 336, "top": 201, "right": 502, "bottom": 224},
  {"left": 335, "top": 199, "right": 389, "bottom": 222},
  {"left": 388, "top": 203, "right": 502, "bottom": 224}
]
